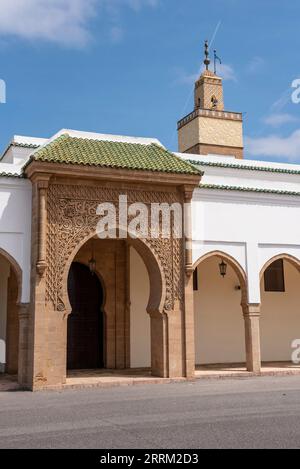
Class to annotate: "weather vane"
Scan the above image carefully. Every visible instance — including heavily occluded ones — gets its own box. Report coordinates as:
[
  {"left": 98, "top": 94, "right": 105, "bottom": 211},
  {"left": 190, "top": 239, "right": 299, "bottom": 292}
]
[
  {"left": 214, "top": 49, "right": 222, "bottom": 75},
  {"left": 203, "top": 40, "right": 210, "bottom": 71}
]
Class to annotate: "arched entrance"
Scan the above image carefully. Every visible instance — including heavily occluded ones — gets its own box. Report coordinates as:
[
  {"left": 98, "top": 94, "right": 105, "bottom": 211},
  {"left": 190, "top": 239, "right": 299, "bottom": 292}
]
[
  {"left": 193, "top": 251, "right": 248, "bottom": 369},
  {"left": 67, "top": 262, "right": 104, "bottom": 370},
  {"left": 63, "top": 233, "right": 166, "bottom": 377},
  {"left": 260, "top": 254, "right": 300, "bottom": 364},
  {"left": 0, "top": 248, "right": 22, "bottom": 375}
]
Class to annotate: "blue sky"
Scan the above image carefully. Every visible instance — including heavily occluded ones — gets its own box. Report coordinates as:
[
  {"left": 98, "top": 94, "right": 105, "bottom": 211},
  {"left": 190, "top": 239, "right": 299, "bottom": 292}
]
[{"left": 0, "top": 0, "right": 299, "bottom": 163}]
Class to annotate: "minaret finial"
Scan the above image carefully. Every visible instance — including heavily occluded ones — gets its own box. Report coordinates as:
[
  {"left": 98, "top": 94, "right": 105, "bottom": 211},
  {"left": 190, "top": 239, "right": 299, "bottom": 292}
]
[{"left": 204, "top": 40, "right": 210, "bottom": 71}]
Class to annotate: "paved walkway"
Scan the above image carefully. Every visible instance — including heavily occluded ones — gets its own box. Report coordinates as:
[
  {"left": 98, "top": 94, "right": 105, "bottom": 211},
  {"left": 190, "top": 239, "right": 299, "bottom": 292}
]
[
  {"left": 1, "top": 363, "right": 300, "bottom": 391},
  {"left": 195, "top": 362, "right": 300, "bottom": 379},
  {"left": 65, "top": 369, "right": 186, "bottom": 390}
]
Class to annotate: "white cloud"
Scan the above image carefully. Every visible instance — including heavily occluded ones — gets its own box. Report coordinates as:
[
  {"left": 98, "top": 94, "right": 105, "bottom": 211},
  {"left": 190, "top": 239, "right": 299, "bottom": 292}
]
[
  {"left": 216, "top": 63, "right": 237, "bottom": 82},
  {"left": 122, "top": 0, "right": 159, "bottom": 10},
  {"left": 102, "top": 0, "right": 158, "bottom": 16},
  {"left": 245, "top": 130, "right": 300, "bottom": 161},
  {"left": 174, "top": 69, "right": 198, "bottom": 86},
  {"left": 263, "top": 113, "right": 299, "bottom": 128},
  {"left": 246, "top": 56, "right": 265, "bottom": 74},
  {"left": 110, "top": 25, "right": 123, "bottom": 44},
  {"left": 200, "top": 63, "right": 237, "bottom": 82},
  {"left": 0, "top": 0, "right": 159, "bottom": 47},
  {"left": 175, "top": 63, "right": 237, "bottom": 86},
  {"left": 0, "top": 0, "right": 97, "bottom": 47},
  {"left": 271, "top": 88, "right": 292, "bottom": 112}
]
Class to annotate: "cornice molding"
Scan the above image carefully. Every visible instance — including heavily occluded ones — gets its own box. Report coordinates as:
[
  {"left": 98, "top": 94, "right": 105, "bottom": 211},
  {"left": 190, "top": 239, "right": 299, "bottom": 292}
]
[{"left": 25, "top": 161, "right": 201, "bottom": 189}]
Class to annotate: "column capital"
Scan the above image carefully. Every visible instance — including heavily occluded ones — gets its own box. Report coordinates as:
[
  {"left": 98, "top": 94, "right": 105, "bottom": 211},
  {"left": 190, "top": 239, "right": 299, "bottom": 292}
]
[
  {"left": 242, "top": 303, "right": 261, "bottom": 318},
  {"left": 18, "top": 303, "right": 30, "bottom": 321},
  {"left": 30, "top": 173, "right": 50, "bottom": 188},
  {"left": 185, "top": 265, "right": 194, "bottom": 277},
  {"left": 183, "top": 187, "right": 194, "bottom": 203},
  {"left": 37, "top": 180, "right": 49, "bottom": 191}
]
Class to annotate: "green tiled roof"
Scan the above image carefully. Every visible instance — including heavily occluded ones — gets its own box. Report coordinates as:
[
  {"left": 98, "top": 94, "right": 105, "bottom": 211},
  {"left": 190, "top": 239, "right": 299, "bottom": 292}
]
[
  {"left": 0, "top": 142, "right": 41, "bottom": 162},
  {"left": 13, "top": 142, "right": 40, "bottom": 149},
  {"left": 188, "top": 159, "right": 300, "bottom": 175},
  {"left": 200, "top": 183, "right": 300, "bottom": 197},
  {"left": 0, "top": 172, "right": 21, "bottom": 178},
  {"left": 29, "top": 134, "right": 201, "bottom": 175}
]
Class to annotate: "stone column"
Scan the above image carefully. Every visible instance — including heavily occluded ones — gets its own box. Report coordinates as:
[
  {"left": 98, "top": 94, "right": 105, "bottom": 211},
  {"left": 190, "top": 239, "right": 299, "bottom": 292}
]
[
  {"left": 18, "top": 303, "right": 30, "bottom": 386},
  {"left": 29, "top": 177, "right": 50, "bottom": 390},
  {"left": 243, "top": 303, "right": 261, "bottom": 373},
  {"left": 184, "top": 189, "right": 193, "bottom": 272},
  {"left": 183, "top": 189, "right": 195, "bottom": 379},
  {"left": 36, "top": 180, "right": 48, "bottom": 276},
  {"left": 125, "top": 244, "right": 131, "bottom": 369},
  {"left": 149, "top": 310, "right": 168, "bottom": 378}
]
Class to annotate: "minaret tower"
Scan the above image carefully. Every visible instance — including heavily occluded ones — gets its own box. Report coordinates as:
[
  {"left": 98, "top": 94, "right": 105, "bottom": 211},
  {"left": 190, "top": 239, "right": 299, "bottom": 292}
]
[{"left": 177, "top": 41, "right": 244, "bottom": 159}]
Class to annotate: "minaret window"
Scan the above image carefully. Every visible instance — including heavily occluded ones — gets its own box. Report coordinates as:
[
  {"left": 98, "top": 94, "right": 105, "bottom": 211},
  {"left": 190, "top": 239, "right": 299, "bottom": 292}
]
[{"left": 211, "top": 95, "right": 218, "bottom": 109}]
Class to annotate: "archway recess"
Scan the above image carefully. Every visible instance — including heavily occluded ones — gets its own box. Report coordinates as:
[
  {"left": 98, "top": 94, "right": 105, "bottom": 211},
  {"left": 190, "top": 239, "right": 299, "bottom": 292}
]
[
  {"left": 0, "top": 248, "right": 22, "bottom": 375},
  {"left": 63, "top": 234, "right": 166, "bottom": 376},
  {"left": 193, "top": 251, "right": 248, "bottom": 368},
  {"left": 260, "top": 254, "right": 300, "bottom": 364}
]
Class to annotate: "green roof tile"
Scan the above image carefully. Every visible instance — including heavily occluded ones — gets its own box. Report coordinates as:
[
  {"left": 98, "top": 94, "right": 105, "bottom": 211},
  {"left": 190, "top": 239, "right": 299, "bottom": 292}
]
[
  {"left": 29, "top": 134, "right": 201, "bottom": 175},
  {"left": 188, "top": 159, "right": 300, "bottom": 176},
  {"left": 0, "top": 141, "right": 41, "bottom": 162},
  {"left": 13, "top": 142, "right": 40, "bottom": 149},
  {"left": 199, "top": 183, "right": 300, "bottom": 197},
  {"left": 0, "top": 172, "right": 21, "bottom": 178}
]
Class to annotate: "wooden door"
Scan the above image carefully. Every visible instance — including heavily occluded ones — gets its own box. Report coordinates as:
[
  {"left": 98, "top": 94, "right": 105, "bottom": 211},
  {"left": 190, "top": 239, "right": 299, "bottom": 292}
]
[{"left": 67, "top": 262, "right": 104, "bottom": 370}]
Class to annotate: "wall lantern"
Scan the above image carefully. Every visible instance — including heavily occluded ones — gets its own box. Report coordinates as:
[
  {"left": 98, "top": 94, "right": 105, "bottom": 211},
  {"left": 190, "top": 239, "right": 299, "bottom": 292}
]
[
  {"left": 219, "top": 259, "right": 227, "bottom": 278},
  {"left": 89, "top": 239, "right": 97, "bottom": 275}
]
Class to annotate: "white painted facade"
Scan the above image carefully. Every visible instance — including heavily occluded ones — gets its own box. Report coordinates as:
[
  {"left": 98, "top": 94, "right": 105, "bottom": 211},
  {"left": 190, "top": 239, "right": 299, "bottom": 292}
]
[
  {"left": 0, "top": 147, "right": 33, "bottom": 368},
  {"left": 181, "top": 153, "right": 300, "bottom": 305},
  {"left": 0, "top": 176, "right": 32, "bottom": 303},
  {"left": 0, "top": 131, "right": 300, "bottom": 370}
]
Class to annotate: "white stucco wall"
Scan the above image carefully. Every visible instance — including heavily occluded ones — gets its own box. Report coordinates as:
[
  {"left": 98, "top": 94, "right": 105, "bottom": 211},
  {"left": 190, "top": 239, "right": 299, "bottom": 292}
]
[
  {"left": 0, "top": 256, "right": 10, "bottom": 371},
  {"left": 190, "top": 156, "right": 300, "bottom": 305},
  {"left": 260, "top": 260, "right": 300, "bottom": 362},
  {"left": 189, "top": 155, "right": 300, "bottom": 365},
  {"left": 130, "top": 247, "right": 151, "bottom": 368},
  {"left": 194, "top": 256, "right": 245, "bottom": 364},
  {"left": 0, "top": 177, "right": 32, "bottom": 303}
]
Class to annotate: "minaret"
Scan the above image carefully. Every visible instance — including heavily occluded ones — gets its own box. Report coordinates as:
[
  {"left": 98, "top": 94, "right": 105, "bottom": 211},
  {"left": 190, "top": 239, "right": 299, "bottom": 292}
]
[{"left": 177, "top": 41, "right": 244, "bottom": 159}]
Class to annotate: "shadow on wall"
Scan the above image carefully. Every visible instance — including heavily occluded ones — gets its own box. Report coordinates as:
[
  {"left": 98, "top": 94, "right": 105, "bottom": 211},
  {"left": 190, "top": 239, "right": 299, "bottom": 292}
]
[
  {"left": 130, "top": 247, "right": 151, "bottom": 368},
  {"left": 260, "top": 259, "right": 300, "bottom": 362},
  {"left": 194, "top": 256, "right": 245, "bottom": 365}
]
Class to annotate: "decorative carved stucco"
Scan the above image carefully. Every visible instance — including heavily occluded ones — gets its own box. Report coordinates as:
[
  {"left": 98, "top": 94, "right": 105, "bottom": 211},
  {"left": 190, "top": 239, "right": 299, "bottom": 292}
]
[{"left": 46, "top": 184, "right": 184, "bottom": 314}]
